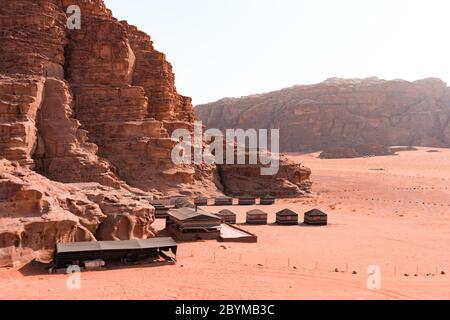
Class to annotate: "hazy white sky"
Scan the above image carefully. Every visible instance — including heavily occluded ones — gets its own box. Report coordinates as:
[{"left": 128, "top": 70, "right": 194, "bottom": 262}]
[{"left": 105, "top": 0, "right": 450, "bottom": 105}]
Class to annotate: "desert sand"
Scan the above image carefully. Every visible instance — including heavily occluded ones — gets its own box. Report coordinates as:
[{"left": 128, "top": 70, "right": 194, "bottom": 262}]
[{"left": 1, "top": 147, "right": 449, "bottom": 300}]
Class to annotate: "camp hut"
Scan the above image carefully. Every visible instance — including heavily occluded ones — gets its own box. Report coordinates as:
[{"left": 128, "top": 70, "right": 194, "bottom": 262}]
[
  {"left": 260, "top": 195, "right": 275, "bottom": 205},
  {"left": 238, "top": 195, "right": 256, "bottom": 205},
  {"left": 246, "top": 209, "right": 268, "bottom": 225},
  {"left": 54, "top": 238, "right": 178, "bottom": 269},
  {"left": 166, "top": 208, "right": 222, "bottom": 241},
  {"left": 214, "top": 196, "right": 233, "bottom": 206},
  {"left": 153, "top": 204, "right": 170, "bottom": 219},
  {"left": 276, "top": 209, "right": 299, "bottom": 225},
  {"left": 194, "top": 197, "right": 208, "bottom": 207},
  {"left": 304, "top": 209, "right": 328, "bottom": 226},
  {"left": 217, "top": 209, "right": 237, "bottom": 224}
]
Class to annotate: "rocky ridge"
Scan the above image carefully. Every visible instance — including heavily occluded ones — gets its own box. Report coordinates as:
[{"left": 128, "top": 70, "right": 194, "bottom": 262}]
[{"left": 196, "top": 77, "right": 450, "bottom": 152}]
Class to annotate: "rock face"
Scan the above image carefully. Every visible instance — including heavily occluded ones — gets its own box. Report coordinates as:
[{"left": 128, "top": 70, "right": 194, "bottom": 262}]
[
  {"left": 196, "top": 77, "right": 450, "bottom": 152},
  {"left": 0, "top": 159, "right": 155, "bottom": 267},
  {"left": 0, "top": 0, "right": 311, "bottom": 266},
  {"left": 218, "top": 155, "right": 312, "bottom": 197}
]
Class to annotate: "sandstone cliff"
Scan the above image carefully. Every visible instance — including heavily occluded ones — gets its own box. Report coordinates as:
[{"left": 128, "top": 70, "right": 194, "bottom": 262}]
[
  {"left": 0, "top": 0, "right": 311, "bottom": 266},
  {"left": 218, "top": 155, "right": 312, "bottom": 197},
  {"left": 196, "top": 77, "right": 450, "bottom": 152},
  {"left": 0, "top": 159, "right": 155, "bottom": 267}
]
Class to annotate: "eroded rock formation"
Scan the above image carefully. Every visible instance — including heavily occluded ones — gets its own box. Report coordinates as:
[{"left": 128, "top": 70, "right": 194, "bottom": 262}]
[
  {"left": 0, "top": 159, "right": 155, "bottom": 267},
  {"left": 218, "top": 155, "right": 312, "bottom": 197},
  {"left": 0, "top": 0, "right": 311, "bottom": 267},
  {"left": 196, "top": 77, "right": 450, "bottom": 152}
]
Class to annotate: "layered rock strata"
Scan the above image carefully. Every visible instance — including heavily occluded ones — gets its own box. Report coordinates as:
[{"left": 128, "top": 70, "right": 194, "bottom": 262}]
[
  {"left": 196, "top": 78, "right": 450, "bottom": 152},
  {"left": 0, "top": 159, "right": 155, "bottom": 267}
]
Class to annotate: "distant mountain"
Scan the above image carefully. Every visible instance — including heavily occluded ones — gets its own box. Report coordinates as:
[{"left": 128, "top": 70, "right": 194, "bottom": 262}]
[{"left": 196, "top": 77, "right": 450, "bottom": 152}]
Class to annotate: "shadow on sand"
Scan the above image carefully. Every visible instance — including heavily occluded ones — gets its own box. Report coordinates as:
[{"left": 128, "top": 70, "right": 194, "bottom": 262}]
[{"left": 18, "top": 261, "right": 49, "bottom": 277}]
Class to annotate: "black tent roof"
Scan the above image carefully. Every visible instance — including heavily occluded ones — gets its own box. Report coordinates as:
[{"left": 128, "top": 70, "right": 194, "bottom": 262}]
[
  {"left": 276, "top": 209, "right": 298, "bottom": 216},
  {"left": 218, "top": 209, "right": 236, "bottom": 216},
  {"left": 247, "top": 209, "right": 268, "bottom": 216},
  {"left": 305, "top": 209, "right": 328, "bottom": 216}
]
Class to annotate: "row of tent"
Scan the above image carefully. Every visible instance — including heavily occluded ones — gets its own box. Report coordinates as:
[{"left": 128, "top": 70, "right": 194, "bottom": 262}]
[
  {"left": 195, "top": 195, "right": 276, "bottom": 206},
  {"left": 216, "top": 208, "right": 328, "bottom": 226},
  {"left": 152, "top": 196, "right": 275, "bottom": 219}
]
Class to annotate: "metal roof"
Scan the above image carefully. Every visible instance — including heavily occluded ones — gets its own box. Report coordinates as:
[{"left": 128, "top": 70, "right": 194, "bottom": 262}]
[
  {"left": 169, "top": 207, "right": 221, "bottom": 221},
  {"left": 220, "top": 224, "right": 256, "bottom": 240},
  {"left": 56, "top": 237, "right": 177, "bottom": 254}
]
